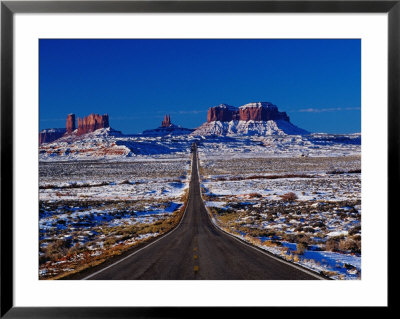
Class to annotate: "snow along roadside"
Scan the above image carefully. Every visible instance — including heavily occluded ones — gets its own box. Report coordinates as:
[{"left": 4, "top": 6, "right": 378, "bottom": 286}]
[
  {"left": 195, "top": 154, "right": 327, "bottom": 281},
  {"left": 81, "top": 153, "right": 194, "bottom": 280}
]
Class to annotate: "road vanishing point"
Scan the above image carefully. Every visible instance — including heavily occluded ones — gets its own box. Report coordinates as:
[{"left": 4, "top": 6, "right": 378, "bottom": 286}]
[{"left": 80, "top": 143, "right": 323, "bottom": 280}]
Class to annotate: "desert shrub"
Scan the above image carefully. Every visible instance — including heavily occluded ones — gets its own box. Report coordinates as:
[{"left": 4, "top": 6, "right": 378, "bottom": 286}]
[
  {"left": 115, "top": 225, "right": 136, "bottom": 236},
  {"left": 294, "top": 225, "right": 304, "bottom": 232},
  {"left": 266, "top": 214, "right": 275, "bottom": 221},
  {"left": 64, "top": 243, "right": 83, "bottom": 258},
  {"left": 120, "top": 233, "right": 134, "bottom": 241},
  {"left": 325, "top": 238, "right": 338, "bottom": 252},
  {"left": 209, "top": 207, "right": 218, "bottom": 216},
  {"left": 119, "top": 180, "right": 132, "bottom": 185},
  {"left": 312, "top": 221, "right": 325, "bottom": 229},
  {"left": 338, "top": 212, "right": 349, "bottom": 220},
  {"left": 348, "top": 225, "right": 361, "bottom": 236},
  {"left": 262, "top": 229, "right": 278, "bottom": 238},
  {"left": 44, "top": 239, "right": 71, "bottom": 261},
  {"left": 302, "top": 226, "right": 316, "bottom": 234},
  {"left": 297, "top": 234, "right": 311, "bottom": 247},
  {"left": 219, "top": 212, "right": 242, "bottom": 225},
  {"left": 296, "top": 243, "right": 306, "bottom": 255},
  {"left": 313, "top": 232, "right": 325, "bottom": 239},
  {"left": 281, "top": 233, "right": 296, "bottom": 242},
  {"left": 339, "top": 238, "right": 360, "bottom": 253},
  {"left": 180, "top": 188, "right": 189, "bottom": 203},
  {"left": 262, "top": 240, "right": 277, "bottom": 247},
  {"left": 238, "top": 226, "right": 276, "bottom": 238},
  {"left": 248, "top": 193, "right": 262, "bottom": 198},
  {"left": 327, "top": 169, "right": 345, "bottom": 175},
  {"left": 280, "top": 192, "right": 298, "bottom": 202},
  {"left": 39, "top": 255, "right": 48, "bottom": 265},
  {"left": 244, "top": 235, "right": 261, "bottom": 246}
]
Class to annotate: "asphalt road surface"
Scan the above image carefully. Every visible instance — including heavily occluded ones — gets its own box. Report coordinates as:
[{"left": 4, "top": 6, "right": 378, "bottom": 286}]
[{"left": 82, "top": 144, "right": 322, "bottom": 280}]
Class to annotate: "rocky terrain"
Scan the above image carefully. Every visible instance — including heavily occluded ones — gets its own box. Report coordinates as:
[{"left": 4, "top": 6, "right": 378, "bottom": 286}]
[
  {"left": 38, "top": 101, "right": 362, "bottom": 280},
  {"left": 39, "top": 128, "right": 66, "bottom": 145},
  {"left": 193, "top": 102, "right": 309, "bottom": 136},
  {"left": 39, "top": 113, "right": 111, "bottom": 145},
  {"left": 39, "top": 101, "right": 309, "bottom": 146},
  {"left": 206, "top": 102, "right": 290, "bottom": 122},
  {"left": 200, "top": 155, "right": 361, "bottom": 280},
  {"left": 77, "top": 113, "right": 110, "bottom": 136},
  {"left": 66, "top": 114, "right": 76, "bottom": 134},
  {"left": 39, "top": 129, "right": 360, "bottom": 161},
  {"left": 39, "top": 158, "right": 190, "bottom": 279},
  {"left": 142, "top": 114, "right": 194, "bottom": 136},
  {"left": 39, "top": 102, "right": 360, "bottom": 161}
]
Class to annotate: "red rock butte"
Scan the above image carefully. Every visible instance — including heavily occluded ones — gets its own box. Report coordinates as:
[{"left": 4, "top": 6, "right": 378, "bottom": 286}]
[
  {"left": 40, "top": 113, "right": 111, "bottom": 144},
  {"left": 207, "top": 102, "right": 290, "bottom": 123},
  {"left": 77, "top": 113, "right": 110, "bottom": 135},
  {"left": 162, "top": 114, "right": 171, "bottom": 127},
  {"left": 66, "top": 113, "right": 76, "bottom": 134}
]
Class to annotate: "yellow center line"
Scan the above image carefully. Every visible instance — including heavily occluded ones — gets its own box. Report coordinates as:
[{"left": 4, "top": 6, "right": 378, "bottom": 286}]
[{"left": 194, "top": 266, "right": 199, "bottom": 272}]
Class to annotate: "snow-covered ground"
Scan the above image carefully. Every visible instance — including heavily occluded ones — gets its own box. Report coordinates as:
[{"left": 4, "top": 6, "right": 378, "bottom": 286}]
[
  {"left": 202, "top": 174, "right": 360, "bottom": 202},
  {"left": 39, "top": 128, "right": 361, "bottom": 279},
  {"left": 39, "top": 128, "right": 196, "bottom": 161},
  {"left": 40, "top": 159, "right": 190, "bottom": 200},
  {"left": 39, "top": 127, "right": 360, "bottom": 161},
  {"left": 192, "top": 119, "right": 309, "bottom": 136},
  {"left": 201, "top": 155, "right": 361, "bottom": 280},
  {"left": 197, "top": 133, "right": 360, "bottom": 159},
  {"left": 39, "top": 156, "right": 190, "bottom": 279}
]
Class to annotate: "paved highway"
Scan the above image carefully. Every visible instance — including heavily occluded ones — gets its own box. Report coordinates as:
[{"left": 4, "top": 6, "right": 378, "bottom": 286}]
[{"left": 81, "top": 144, "right": 322, "bottom": 280}]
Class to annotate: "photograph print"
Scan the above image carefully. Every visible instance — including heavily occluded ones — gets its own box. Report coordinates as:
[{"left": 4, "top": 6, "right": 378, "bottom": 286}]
[{"left": 39, "top": 39, "right": 361, "bottom": 280}]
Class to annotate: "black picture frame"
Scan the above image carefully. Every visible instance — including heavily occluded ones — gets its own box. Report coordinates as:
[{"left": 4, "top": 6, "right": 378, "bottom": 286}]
[{"left": 1, "top": 0, "right": 395, "bottom": 317}]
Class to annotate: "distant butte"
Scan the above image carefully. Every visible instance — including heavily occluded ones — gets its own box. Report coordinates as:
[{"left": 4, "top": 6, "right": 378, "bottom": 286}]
[
  {"left": 77, "top": 113, "right": 110, "bottom": 135},
  {"left": 39, "top": 128, "right": 66, "bottom": 145},
  {"left": 207, "top": 102, "right": 290, "bottom": 123},
  {"left": 192, "top": 101, "right": 309, "bottom": 136},
  {"left": 142, "top": 114, "right": 194, "bottom": 136},
  {"left": 66, "top": 114, "right": 76, "bottom": 134},
  {"left": 39, "top": 113, "right": 111, "bottom": 144},
  {"left": 161, "top": 114, "right": 171, "bottom": 127}
]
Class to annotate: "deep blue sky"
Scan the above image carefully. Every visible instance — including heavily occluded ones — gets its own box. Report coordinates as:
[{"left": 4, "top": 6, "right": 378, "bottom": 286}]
[{"left": 39, "top": 39, "right": 361, "bottom": 134}]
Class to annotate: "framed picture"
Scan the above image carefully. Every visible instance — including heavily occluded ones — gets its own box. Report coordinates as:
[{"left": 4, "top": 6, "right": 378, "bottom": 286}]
[{"left": 1, "top": 0, "right": 395, "bottom": 316}]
